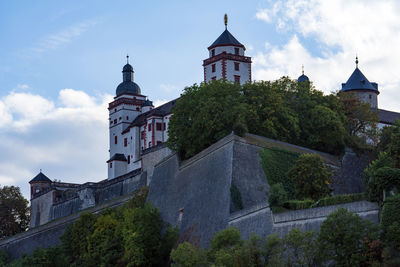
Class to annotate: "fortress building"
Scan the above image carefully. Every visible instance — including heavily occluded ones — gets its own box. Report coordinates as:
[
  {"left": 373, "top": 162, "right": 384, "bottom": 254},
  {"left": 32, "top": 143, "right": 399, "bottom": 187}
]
[{"left": 8, "top": 15, "right": 399, "bottom": 260}]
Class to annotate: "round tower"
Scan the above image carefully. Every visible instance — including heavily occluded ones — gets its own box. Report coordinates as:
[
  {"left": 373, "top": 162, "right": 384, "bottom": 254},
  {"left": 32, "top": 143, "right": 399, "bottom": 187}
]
[{"left": 341, "top": 57, "right": 379, "bottom": 109}]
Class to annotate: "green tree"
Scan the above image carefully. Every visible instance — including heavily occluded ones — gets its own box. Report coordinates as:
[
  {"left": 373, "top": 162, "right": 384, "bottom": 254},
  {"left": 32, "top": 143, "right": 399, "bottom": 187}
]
[
  {"left": 167, "top": 80, "right": 245, "bottom": 159},
  {"left": 284, "top": 228, "right": 318, "bottom": 267},
  {"left": 388, "top": 119, "right": 400, "bottom": 168},
  {"left": 287, "top": 154, "right": 331, "bottom": 200},
  {"left": 268, "top": 183, "right": 288, "bottom": 207},
  {"left": 0, "top": 186, "right": 29, "bottom": 238},
  {"left": 61, "top": 212, "right": 97, "bottom": 266},
  {"left": 170, "top": 242, "right": 209, "bottom": 267},
  {"left": 317, "top": 207, "right": 379, "bottom": 266},
  {"left": 303, "top": 105, "right": 345, "bottom": 155}
]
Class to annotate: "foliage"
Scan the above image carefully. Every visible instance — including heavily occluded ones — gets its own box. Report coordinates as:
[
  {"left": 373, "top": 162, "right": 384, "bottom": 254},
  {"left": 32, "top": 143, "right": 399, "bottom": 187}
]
[
  {"left": 0, "top": 250, "right": 9, "bottom": 267},
  {"left": 389, "top": 119, "right": 400, "bottom": 168},
  {"left": 381, "top": 194, "right": 400, "bottom": 230},
  {"left": 7, "top": 187, "right": 178, "bottom": 267},
  {"left": 282, "top": 199, "right": 315, "bottom": 210},
  {"left": 0, "top": 186, "right": 29, "bottom": 238},
  {"left": 374, "top": 167, "right": 400, "bottom": 192},
  {"left": 170, "top": 242, "right": 208, "bottom": 267},
  {"left": 7, "top": 246, "right": 67, "bottom": 267},
  {"left": 167, "top": 80, "right": 245, "bottom": 159},
  {"left": 311, "top": 193, "right": 367, "bottom": 208},
  {"left": 268, "top": 183, "right": 288, "bottom": 207},
  {"left": 168, "top": 78, "right": 348, "bottom": 159},
  {"left": 317, "top": 207, "right": 379, "bottom": 266},
  {"left": 384, "top": 221, "right": 400, "bottom": 251},
  {"left": 339, "top": 91, "right": 379, "bottom": 150},
  {"left": 259, "top": 147, "right": 299, "bottom": 196},
  {"left": 230, "top": 183, "right": 243, "bottom": 210},
  {"left": 302, "top": 105, "right": 346, "bottom": 155},
  {"left": 364, "top": 152, "right": 395, "bottom": 202},
  {"left": 287, "top": 153, "right": 331, "bottom": 200},
  {"left": 284, "top": 228, "right": 318, "bottom": 266}
]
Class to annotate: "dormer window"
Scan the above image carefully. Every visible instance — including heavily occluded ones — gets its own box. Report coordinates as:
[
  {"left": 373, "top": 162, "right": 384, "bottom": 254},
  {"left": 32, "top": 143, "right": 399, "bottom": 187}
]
[
  {"left": 211, "top": 49, "right": 215, "bottom": 57},
  {"left": 235, "top": 47, "right": 239, "bottom": 55}
]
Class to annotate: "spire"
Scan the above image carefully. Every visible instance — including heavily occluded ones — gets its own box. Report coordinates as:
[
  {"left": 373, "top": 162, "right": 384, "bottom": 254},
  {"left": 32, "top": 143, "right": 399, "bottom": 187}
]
[
  {"left": 355, "top": 55, "right": 359, "bottom": 68},
  {"left": 302, "top": 64, "right": 304, "bottom": 75},
  {"left": 224, "top": 14, "right": 228, "bottom": 30},
  {"left": 126, "top": 54, "right": 129, "bottom": 64}
]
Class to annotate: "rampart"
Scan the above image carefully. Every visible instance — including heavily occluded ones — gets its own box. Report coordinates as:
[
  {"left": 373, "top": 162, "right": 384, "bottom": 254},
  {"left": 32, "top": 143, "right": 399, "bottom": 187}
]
[{"left": 1, "top": 133, "right": 378, "bottom": 259}]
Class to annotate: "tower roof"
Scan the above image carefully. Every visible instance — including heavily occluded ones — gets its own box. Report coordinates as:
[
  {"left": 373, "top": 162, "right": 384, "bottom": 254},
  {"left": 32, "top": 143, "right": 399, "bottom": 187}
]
[
  {"left": 341, "top": 58, "right": 378, "bottom": 92},
  {"left": 29, "top": 172, "right": 52, "bottom": 184},
  {"left": 298, "top": 65, "right": 309, "bottom": 83},
  {"left": 116, "top": 58, "right": 141, "bottom": 96},
  {"left": 208, "top": 29, "right": 245, "bottom": 50}
]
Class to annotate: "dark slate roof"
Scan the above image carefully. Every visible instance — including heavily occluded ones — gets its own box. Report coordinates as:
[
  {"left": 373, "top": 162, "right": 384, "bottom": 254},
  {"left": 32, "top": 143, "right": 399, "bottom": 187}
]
[
  {"left": 122, "top": 98, "right": 177, "bottom": 133},
  {"left": 378, "top": 109, "right": 400, "bottom": 125},
  {"left": 297, "top": 74, "right": 309, "bottom": 83},
  {"left": 107, "top": 153, "right": 127, "bottom": 162},
  {"left": 143, "top": 99, "right": 153, "bottom": 107},
  {"left": 29, "top": 172, "right": 52, "bottom": 183},
  {"left": 208, "top": 29, "right": 244, "bottom": 50},
  {"left": 341, "top": 68, "right": 378, "bottom": 92},
  {"left": 116, "top": 81, "right": 141, "bottom": 96},
  {"left": 123, "top": 63, "right": 133, "bottom": 72}
]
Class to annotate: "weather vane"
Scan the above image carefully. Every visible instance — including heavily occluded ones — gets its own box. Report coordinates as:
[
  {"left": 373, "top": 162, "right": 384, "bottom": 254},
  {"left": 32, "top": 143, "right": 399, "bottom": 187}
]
[
  {"left": 126, "top": 54, "right": 129, "bottom": 64},
  {"left": 224, "top": 14, "right": 228, "bottom": 30},
  {"left": 355, "top": 55, "right": 358, "bottom": 68},
  {"left": 302, "top": 64, "right": 304, "bottom": 75}
]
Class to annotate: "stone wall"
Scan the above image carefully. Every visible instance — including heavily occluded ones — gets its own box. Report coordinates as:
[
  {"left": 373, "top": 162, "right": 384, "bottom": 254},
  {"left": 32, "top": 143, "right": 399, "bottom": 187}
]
[{"left": 141, "top": 144, "right": 172, "bottom": 185}]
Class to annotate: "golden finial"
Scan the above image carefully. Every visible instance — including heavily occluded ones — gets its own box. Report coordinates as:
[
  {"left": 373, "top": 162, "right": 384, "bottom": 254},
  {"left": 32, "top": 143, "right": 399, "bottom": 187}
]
[
  {"left": 224, "top": 14, "right": 228, "bottom": 30},
  {"left": 302, "top": 64, "right": 304, "bottom": 75}
]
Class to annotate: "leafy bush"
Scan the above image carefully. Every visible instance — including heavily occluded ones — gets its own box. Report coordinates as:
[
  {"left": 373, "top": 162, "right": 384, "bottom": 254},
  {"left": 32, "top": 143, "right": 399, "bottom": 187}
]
[
  {"left": 230, "top": 183, "right": 243, "bottom": 210},
  {"left": 268, "top": 183, "right": 288, "bottom": 207},
  {"left": 259, "top": 147, "right": 299, "bottom": 196},
  {"left": 311, "top": 193, "right": 367, "bottom": 208},
  {"left": 374, "top": 167, "right": 400, "bottom": 192},
  {"left": 288, "top": 153, "right": 331, "bottom": 200},
  {"left": 364, "top": 152, "right": 394, "bottom": 202},
  {"left": 0, "top": 250, "right": 9, "bottom": 266},
  {"left": 170, "top": 242, "right": 208, "bottom": 267},
  {"left": 282, "top": 199, "right": 315, "bottom": 210},
  {"left": 381, "top": 194, "right": 400, "bottom": 230},
  {"left": 317, "top": 207, "right": 379, "bottom": 266}
]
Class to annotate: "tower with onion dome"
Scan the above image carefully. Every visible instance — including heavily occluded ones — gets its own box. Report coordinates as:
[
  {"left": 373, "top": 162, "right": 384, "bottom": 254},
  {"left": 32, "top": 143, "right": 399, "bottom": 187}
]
[{"left": 203, "top": 14, "right": 252, "bottom": 84}]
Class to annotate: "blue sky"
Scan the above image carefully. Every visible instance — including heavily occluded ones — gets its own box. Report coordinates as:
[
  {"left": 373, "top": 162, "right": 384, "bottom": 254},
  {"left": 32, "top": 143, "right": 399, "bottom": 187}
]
[{"left": 1, "top": 0, "right": 400, "bottom": 200}]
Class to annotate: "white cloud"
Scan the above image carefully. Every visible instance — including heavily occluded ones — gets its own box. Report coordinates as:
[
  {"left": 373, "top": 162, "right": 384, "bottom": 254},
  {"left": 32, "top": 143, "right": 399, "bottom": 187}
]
[
  {"left": 160, "top": 84, "right": 178, "bottom": 93},
  {"left": 0, "top": 89, "right": 113, "bottom": 200},
  {"left": 153, "top": 99, "right": 169, "bottom": 107},
  {"left": 254, "top": 0, "right": 400, "bottom": 112},
  {"left": 26, "top": 19, "right": 98, "bottom": 56}
]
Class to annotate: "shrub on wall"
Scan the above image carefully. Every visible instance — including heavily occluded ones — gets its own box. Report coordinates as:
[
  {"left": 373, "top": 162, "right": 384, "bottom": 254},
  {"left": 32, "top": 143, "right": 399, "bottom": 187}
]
[
  {"left": 311, "top": 193, "right": 367, "bottom": 208},
  {"left": 381, "top": 194, "right": 400, "bottom": 230},
  {"left": 282, "top": 199, "right": 315, "bottom": 210},
  {"left": 259, "top": 147, "right": 299, "bottom": 196},
  {"left": 288, "top": 153, "right": 331, "bottom": 200},
  {"left": 268, "top": 183, "right": 288, "bottom": 207}
]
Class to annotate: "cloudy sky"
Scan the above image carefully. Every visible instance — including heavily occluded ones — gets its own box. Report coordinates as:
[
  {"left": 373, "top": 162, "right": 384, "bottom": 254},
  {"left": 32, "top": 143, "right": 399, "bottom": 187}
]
[{"left": 1, "top": 0, "right": 399, "bottom": 200}]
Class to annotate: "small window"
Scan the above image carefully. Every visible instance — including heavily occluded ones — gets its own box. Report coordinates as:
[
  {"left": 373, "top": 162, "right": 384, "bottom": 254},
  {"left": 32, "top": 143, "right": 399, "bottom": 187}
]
[
  {"left": 234, "top": 75, "right": 240, "bottom": 84},
  {"left": 127, "top": 155, "right": 130, "bottom": 164},
  {"left": 114, "top": 108, "right": 117, "bottom": 112},
  {"left": 114, "top": 119, "right": 117, "bottom": 124},
  {"left": 234, "top": 62, "right": 240, "bottom": 71},
  {"left": 136, "top": 107, "right": 140, "bottom": 111},
  {"left": 124, "top": 138, "right": 127, "bottom": 147},
  {"left": 115, "top": 136, "right": 118, "bottom": 144},
  {"left": 211, "top": 49, "right": 215, "bottom": 57},
  {"left": 148, "top": 124, "right": 151, "bottom": 131},
  {"left": 35, "top": 187, "right": 40, "bottom": 193},
  {"left": 141, "top": 131, "right": 145, "bottom": 139},
  {"left": 126, "top": 116, "right": 129, "bottom": 120},
  {"left": 119, "top": 117, "right": 122, "bottom": 121},
  {"left": 157, "top": 141, "right": 162, "bottom": 145},
  {"left": 110, "top": 162, "right": 112, "bottom": 168},
  {"left": 235, "top": 47, "right": 239, "bottom": 55},
  {"left": 212, "top": 64, "right": 216, "bottom": 72},
  {"left": 156, "top": 122, "right": 162, "bottom": 131},
  {"left": 163, "top": 123, "right": 166, "bottom": 130},
  {"left": 211, "top": 76, "right": 216, "bottom": 81}
]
